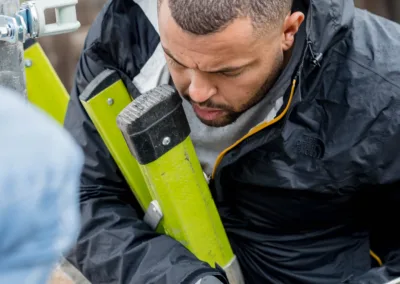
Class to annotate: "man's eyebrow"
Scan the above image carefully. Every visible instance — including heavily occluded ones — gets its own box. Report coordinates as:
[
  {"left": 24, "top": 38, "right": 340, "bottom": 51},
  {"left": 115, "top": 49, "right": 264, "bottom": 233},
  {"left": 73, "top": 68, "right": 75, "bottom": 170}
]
[
  {"left": 208, "top": 65, "right": 247, "bottom": 74},
  {"left": 162, "top": 45, "right": 249, "bottom": 73},
  {"left": 162, "top": 46, "right": 188, "bottom": 68}
]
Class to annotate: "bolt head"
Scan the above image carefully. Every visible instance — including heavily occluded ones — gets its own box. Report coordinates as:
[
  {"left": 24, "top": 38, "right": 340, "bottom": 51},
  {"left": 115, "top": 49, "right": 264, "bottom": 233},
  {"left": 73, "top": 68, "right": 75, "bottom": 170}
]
[
  {"left": 162, "top": 137, "right": 171, "bottom": 146},
  {"left": 25, "top": 59, "right": 32, "bottom": 67}
]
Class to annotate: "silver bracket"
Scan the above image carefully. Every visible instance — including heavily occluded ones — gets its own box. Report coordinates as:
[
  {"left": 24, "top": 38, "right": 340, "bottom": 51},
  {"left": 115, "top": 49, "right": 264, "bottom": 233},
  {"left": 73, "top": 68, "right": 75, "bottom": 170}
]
[
  {"left": 0, "top": 13, "right": 27, "bottom": 43},
  {"left": 0, "top": 0, "right": 80, "bottom": 43},
  {"left": 143, "top": 200, "right": 163, "bottom": 230}
]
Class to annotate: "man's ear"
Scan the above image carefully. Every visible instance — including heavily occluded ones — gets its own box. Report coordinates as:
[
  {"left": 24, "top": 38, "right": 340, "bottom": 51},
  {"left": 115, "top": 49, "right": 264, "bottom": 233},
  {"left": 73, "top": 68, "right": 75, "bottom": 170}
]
[{"left": 281, "top": 12, "right": 305, "bottom": 51}]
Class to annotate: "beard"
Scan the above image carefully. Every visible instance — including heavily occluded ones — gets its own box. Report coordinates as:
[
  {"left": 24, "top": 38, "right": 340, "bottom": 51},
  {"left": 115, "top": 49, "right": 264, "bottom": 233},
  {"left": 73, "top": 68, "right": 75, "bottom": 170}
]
[{"left": 182, "top": 53, "right": 285, "bottom": 127}]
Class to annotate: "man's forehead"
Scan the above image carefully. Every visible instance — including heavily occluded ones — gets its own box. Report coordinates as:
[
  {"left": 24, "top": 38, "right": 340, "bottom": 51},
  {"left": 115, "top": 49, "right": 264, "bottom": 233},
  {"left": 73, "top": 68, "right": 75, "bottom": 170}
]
[
  {"left": 160, "top": 26, "right": 260, "bottom": 73},
  {"left": 160, "top": 14, "right": 260, "bottom": 54},
  {"left": 157, "top": 0, "right": 278, "bottom": 72},
  {"left": 158, "top": 0, "right": 259, "bottom": 43}
]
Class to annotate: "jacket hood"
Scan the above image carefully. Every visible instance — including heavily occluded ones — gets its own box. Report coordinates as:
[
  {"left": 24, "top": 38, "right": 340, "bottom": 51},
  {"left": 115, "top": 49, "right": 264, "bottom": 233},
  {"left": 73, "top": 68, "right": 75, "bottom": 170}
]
[{"left": 302, "top": 0, "right": 355, "bottom": 61}]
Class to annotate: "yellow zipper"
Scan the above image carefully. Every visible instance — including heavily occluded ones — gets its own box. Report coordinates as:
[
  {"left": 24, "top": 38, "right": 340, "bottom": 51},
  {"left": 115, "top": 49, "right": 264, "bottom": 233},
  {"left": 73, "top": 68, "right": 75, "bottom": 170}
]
[
  {"left": 211, "top": 78, "right": 298, "bottom": 179},
  {"left": 209, "top": 77, "right": 384, "bottom": 267},
  {"left": 370, "top": 250, "right": 383, "bottom": 266}
]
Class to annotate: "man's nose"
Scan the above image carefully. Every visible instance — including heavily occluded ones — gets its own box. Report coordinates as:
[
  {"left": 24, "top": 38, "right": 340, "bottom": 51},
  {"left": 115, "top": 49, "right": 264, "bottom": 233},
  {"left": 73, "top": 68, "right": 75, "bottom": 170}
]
[{"left": 188, "top": 71, "right": 217, "bottom": 103}]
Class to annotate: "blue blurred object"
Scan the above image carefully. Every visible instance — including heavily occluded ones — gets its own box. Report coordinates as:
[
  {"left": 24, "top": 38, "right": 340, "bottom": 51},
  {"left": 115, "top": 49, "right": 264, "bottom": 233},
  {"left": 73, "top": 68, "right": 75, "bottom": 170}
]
[{"left": 0, "top": 87, "right": 84, "bottom": 284}]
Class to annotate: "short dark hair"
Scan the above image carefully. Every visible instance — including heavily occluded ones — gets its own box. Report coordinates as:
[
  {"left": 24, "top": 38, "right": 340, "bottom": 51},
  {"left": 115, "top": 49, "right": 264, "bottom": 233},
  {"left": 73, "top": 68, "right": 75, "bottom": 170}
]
[{"left": 159, "top": 0, "right": 293, "bottom": 35}]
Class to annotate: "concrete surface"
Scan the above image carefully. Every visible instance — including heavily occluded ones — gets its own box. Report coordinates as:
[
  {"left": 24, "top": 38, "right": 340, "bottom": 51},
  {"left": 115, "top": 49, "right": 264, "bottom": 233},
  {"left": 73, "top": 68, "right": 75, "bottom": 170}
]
[{"left": 50, "top": 259, "right": 90, "bottom": 284}]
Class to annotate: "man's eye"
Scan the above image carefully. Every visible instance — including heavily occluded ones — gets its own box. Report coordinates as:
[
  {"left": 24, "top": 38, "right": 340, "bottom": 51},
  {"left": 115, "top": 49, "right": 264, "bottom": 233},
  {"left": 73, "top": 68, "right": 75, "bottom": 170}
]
[
  {"left": 221, "top": 70, "right": 243, "bottom": 78},
  {"left": 167, "top": 58, "right": 177, "bottom": 66},
  {"left": 167, "top": 57, "right": 183, "bottom": 68}
]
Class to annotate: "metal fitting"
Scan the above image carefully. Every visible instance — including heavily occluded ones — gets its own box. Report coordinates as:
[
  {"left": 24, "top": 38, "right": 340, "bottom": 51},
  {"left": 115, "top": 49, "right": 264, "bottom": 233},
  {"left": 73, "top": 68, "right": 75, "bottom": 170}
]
[{"left": 0, "top": 0, "right": 81, "bottom": 43}]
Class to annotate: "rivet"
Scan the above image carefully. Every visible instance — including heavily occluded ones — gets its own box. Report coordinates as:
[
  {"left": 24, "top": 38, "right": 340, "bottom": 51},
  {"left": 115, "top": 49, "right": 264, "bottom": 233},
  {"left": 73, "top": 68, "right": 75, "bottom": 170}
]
[
  {"left": 25, "top": 59, "right": 32, "bottom": 67},
  {"left": 162, "top": 137, "right": 171, "bottom": 146}
]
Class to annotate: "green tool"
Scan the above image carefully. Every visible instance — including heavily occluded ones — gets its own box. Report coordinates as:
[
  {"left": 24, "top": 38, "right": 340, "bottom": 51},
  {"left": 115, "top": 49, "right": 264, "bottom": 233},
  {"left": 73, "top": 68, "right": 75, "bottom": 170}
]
[{"left": 117, "top": 85, "right": 244, "bottom": 284}]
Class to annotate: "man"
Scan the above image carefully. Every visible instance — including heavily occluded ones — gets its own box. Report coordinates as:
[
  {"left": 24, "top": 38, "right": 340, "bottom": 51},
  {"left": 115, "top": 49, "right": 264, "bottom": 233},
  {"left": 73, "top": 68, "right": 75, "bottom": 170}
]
[
  {"left": 64, "top": 0, "right": 400, "bottom": 283},
  {"left": 0, "top": 87, "right": 84, "bottom": 283}
]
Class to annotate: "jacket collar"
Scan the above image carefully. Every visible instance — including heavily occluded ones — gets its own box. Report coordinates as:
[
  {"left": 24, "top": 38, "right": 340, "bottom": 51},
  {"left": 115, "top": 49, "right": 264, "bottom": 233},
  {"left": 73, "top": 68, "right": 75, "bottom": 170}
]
[{"left": 302, "top": 0, "right": 355, "bottom": 59}]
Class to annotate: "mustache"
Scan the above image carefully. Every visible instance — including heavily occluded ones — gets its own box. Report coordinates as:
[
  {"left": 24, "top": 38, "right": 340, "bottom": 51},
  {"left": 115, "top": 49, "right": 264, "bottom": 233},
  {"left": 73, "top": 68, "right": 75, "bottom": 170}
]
[{"left": 182, "top": 94, "right": 234, "bottom": 111}]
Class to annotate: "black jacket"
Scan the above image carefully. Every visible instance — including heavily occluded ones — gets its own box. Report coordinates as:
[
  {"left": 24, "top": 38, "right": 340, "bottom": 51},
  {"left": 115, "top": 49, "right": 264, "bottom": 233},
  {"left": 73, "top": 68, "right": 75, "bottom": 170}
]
[{"left": 64, "top": 0, "right": 400, "bottom": 283}]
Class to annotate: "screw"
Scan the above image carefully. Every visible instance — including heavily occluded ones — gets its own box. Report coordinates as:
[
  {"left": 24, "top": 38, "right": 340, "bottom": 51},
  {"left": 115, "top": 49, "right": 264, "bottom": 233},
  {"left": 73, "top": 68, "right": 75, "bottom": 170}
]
[
  {"left": 162, "top": 137, "right": 171, "bottom": 146},
  {"left": 107, "top": 98, "right": 114, "bottom": 105},
  {"left": 25, "top": 59, "right": 32, "bottom": 67}
]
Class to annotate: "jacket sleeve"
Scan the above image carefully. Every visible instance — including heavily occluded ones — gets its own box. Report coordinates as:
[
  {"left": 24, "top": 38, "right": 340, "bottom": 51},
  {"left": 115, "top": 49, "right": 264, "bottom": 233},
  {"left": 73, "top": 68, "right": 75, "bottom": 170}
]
[
  {"left": 63, "top": 13, "right": 227, "bottom": 284},
  {"left": 352, "top": 95, "right": 400, "bottom": 284},
  {"left": 354, "top": 186, "right": 400, "bottom": 283},
  {"left": 356, "top": 182, "right": 400, "bottom": 284}
]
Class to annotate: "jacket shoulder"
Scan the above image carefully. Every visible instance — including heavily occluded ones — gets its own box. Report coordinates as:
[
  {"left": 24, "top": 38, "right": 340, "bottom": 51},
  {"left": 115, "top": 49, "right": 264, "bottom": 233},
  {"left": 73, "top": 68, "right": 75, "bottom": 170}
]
[
  {"left": 340, "top": 9, "right": 400, "bottom": 90},
  {"left": 83, "top": 0, "right": 160, "bottom": 79},
  {"left": 327, "top": 8, "right": 400, "bottom": 112},
  {"left": 306, "top": 10, "right": 400, "bottom": 184}
]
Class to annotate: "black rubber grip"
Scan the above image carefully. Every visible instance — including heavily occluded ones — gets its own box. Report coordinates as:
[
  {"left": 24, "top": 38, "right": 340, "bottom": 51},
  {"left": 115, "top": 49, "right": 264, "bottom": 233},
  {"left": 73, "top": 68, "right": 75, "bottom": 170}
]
[{"left": 117, "top": 84, "right": 190, "bottom": 164}]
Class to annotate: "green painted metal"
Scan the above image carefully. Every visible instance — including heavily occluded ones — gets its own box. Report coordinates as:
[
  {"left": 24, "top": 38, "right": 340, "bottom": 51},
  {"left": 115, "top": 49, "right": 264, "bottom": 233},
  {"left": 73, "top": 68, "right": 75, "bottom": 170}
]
[
  {"left": 25, "top": 41, "right": 70, "bottom": 124},
  {"left": 80, "top": 75, "right": 152, "bottom": 211},
  {"left": 79, "top": 69, "right": 236, "bottom": 272},
  {"left": 139, "top": 136, "right": 235, "bottom": 268}
]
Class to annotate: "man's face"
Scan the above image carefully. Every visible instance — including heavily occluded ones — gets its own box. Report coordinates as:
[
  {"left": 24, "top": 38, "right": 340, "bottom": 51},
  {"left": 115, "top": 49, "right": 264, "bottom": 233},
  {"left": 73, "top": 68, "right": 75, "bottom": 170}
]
[{"left": 158, "top": 1, "right": 296, "bottom": 127}]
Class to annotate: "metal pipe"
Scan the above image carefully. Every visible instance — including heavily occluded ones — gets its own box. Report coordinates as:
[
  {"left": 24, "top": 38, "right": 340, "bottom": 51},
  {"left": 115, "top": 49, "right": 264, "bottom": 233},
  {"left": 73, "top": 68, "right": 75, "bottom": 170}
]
[{"left": 0, "top": 0, "right": 26, "bottom": 96}]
